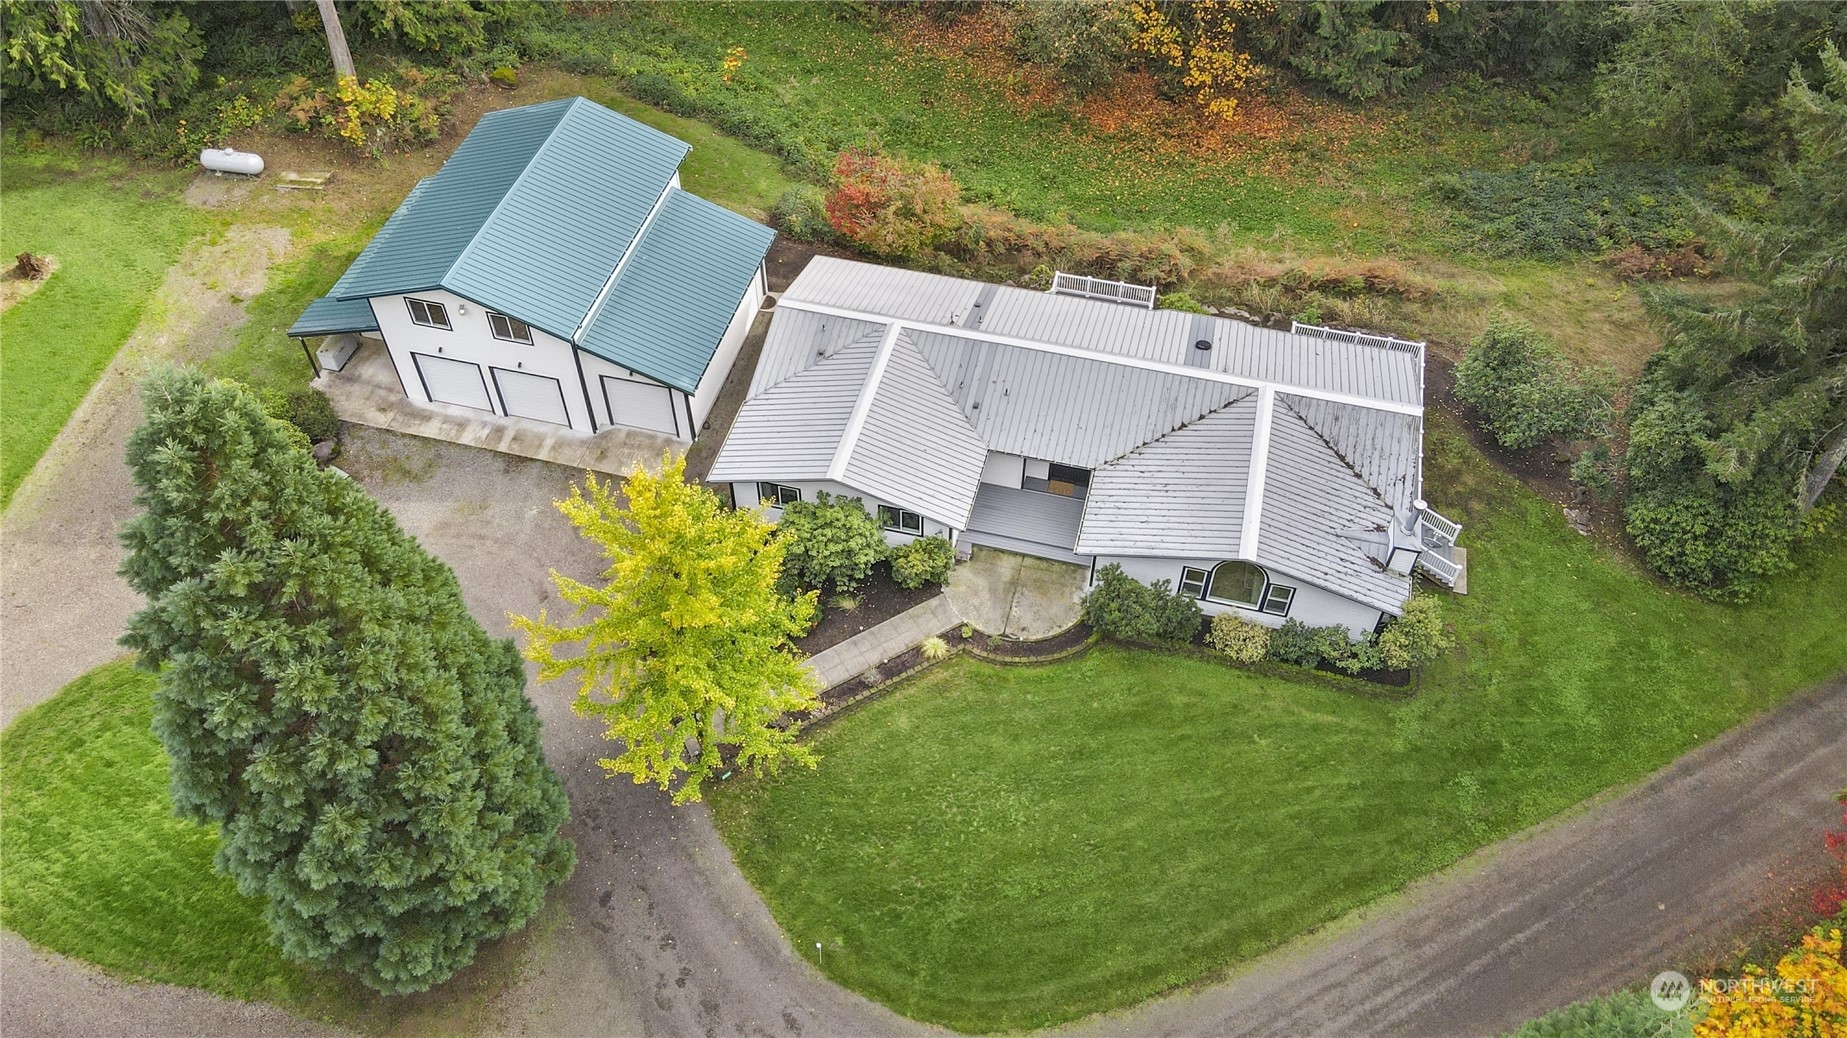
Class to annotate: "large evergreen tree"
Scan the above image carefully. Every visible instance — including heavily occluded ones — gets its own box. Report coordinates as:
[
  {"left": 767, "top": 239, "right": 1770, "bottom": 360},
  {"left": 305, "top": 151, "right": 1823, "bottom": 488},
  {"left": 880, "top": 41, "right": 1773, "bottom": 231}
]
[
  {"left": 1623, "top": 42, "right": 1847, "bottom": 598},
  {"left": 119, "top": 368, "right": 573, "bottom": 994},
  {"left": 513, "top": 458, "right": 819, "bottom": 805}
]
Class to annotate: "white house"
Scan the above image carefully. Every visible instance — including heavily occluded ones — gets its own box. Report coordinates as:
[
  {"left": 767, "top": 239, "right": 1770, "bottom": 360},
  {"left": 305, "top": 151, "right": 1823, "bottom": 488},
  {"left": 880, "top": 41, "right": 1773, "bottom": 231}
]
[
  {"left": 707, "top": 258, "right": 1463, "bottom": 637},
  {"left": 289, "top": 96, "right": 774, "bottom": 441}
]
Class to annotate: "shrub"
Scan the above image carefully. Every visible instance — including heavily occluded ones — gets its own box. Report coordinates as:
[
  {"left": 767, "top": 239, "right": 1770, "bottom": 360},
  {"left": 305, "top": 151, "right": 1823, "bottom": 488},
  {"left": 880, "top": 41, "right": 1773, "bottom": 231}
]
[
  {"left": 279, "top": 386, "right": 340, "bottom": 445},
  {"left": 1205, "top": 613, "right": 1269, "bottom": 663},
  {"left": 824, "top": 149, "right": 962, "bottom": 259},
  {"left": 1002, "top": 1, "right": 1134, "bottom": 96},
  {"left": 772, "top": 184, "right": 836, "bottom": 243},
  {"left": 272, "top": 67, "right": 457, "bottom": 157},
  {"left": 1427, "top": 160, "right": 1711, "bottom": 258},
  {"left": 1455, "top": 319, "right": 1613, "bottom": 451},
  {"left": 920, "top": 636, "right": 952, "bottom": 662},
  {"left": 775, "top": 491, "right": 888, "bottom": 592},
  {"left": 1081, "top": 564, "right": 1202, "bottom": 643},
  {"left": 1265, "top": 619, "right": 1354, "bottom": 668},
  {"left": 1375, "top": 595, "right": 1452, "bottom": 671},
  {"left": 890, "top": 536, "right": 955, "bottom": 589},
  {"left": 1156, "top": 290, "right": 1210, "bottom": 314},
  {"left": 489, "top": 66, "right": 519, "bottom": 90}
]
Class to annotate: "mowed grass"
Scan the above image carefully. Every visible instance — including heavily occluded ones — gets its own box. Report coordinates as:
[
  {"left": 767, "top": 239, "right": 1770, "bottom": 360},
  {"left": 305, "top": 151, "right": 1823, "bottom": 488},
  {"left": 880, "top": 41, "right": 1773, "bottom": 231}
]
[
  {"left": 0, "top": 661, "right": 332, "bottom": 1005},
  {"left": 711, "top": 410, "right": 1847, "bottom": 1032},
  {"left": 0, "top": 146, "right": 213, "bottom": 507}
]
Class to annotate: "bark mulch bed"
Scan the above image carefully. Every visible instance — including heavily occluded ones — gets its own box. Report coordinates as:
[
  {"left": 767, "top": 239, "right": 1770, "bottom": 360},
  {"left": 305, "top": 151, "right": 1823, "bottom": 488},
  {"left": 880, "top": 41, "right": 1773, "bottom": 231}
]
[{"left": 793, "top": 561, "right": 943, "bottom": 656}]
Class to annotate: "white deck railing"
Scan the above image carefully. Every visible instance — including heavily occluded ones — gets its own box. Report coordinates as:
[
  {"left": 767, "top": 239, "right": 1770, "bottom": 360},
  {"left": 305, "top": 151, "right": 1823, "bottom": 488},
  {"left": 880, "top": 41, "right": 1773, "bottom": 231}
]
[
  {"left": 1051, "top": 272, "right": 1157, "bottom": 309},
  {"left": 1291, "top": 321, "right": 1424, "bottom": 355},
  {"left": 1417, "top": 547, "right": 1463, "bottom": 586}
]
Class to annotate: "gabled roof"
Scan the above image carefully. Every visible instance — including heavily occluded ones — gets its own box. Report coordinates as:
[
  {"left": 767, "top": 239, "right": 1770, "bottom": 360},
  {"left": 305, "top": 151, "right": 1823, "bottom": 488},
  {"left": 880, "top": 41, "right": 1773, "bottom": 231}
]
[
  {"left": 326, "top": 97, "right": 687, "bottom": 341},
  {"left": 711, "top": 257, "right": 1430, "bottom": 614},
  {"left": 290, "top": 98, "right": 775, "bottom": 391},
  {"left": 578, "top": 189, "right": 777, "bottom": 392}
]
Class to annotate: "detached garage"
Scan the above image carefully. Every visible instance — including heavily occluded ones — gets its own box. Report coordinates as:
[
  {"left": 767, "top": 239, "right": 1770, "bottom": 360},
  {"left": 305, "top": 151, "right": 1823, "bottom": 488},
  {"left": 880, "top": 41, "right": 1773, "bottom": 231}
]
[{"left": 289, "top": 96, "right": 776, "bottom": 447}]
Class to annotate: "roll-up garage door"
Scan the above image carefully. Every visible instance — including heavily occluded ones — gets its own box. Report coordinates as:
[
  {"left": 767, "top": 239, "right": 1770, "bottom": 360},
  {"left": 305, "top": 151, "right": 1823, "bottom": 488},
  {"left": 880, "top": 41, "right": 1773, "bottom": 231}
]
[
  {"left": 491, "top": 367, "right": 570, "bottom": 427},
  {"left": 602, "top": 375, "right": 679, "bottom": 436},
  {"left": 412, "top": 353, "right": 492, "bottom": 412}
]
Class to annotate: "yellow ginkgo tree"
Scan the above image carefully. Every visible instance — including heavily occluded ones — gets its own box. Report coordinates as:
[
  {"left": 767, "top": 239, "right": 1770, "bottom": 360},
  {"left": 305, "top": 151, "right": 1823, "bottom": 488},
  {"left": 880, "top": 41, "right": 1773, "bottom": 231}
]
[{"left": 513, "top": 456, "right": 820, "bottom": 804}]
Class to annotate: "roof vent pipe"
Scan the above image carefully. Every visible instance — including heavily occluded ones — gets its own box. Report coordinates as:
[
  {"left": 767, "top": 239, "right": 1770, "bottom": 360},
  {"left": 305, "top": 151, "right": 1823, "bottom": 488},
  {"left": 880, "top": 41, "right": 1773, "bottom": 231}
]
[{"left": 1194, "top": 339, "right": 1213, "bottom": 351}]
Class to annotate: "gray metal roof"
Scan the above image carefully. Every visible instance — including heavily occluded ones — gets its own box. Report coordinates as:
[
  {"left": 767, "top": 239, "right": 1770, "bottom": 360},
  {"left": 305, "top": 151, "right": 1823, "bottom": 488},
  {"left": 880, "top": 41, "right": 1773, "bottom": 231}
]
[
  {"left": 705, "top": 328, "right": 883, "bottom": 484},
  {"left": 577, "top": 189, "right": 776, "bottom": 393},
  {"left": 783, "top": 256, "right": 1424, "bottom": 407},
  {"left": 911, "top": 330, "right": 1244, "bottom": 468},
  {"left": 713, "top": 256, "right": 1429, "bottom": 614},
  {"left": 1075, "top": 393, "right": 1259, "bottom": 557},
  {"left": 288, "top": 294, "right": 378, "bottom": 338},
  {"left": 838, "top": 332, "right": 990, "bottom": 529},
  {"left": 1254, "top": 403, "right": 1413, "bottom": 614}
]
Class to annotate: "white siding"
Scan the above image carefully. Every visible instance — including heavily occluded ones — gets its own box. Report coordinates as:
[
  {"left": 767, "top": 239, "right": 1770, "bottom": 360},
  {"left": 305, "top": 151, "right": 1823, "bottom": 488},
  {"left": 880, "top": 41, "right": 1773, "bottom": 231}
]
[
  {"left": 1092, "top": 554, "right": 1384, "bottom": 638},
  {"left": 728, "top": 479, "right": 956, "bottom": 546},
  {"left": 370, "top": 288, "right": 592, "bottom": 430}
]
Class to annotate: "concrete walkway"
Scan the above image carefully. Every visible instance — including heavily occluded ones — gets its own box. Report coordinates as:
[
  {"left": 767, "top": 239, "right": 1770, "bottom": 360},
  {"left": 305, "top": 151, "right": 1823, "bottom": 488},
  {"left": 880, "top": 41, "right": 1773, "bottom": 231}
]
[
  {"left": 315, "top": 340, "right": 678, "bottom": 478},
  {"left": 944, "top": 547, "right": 1088, "bottom": 639},
  {"left": 804, "top": 596, "right": 961, "bottom": 690}
]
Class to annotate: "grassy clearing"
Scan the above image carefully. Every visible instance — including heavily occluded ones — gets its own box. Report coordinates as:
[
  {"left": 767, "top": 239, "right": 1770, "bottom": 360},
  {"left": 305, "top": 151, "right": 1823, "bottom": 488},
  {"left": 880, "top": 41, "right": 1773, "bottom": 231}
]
[
  {"left": 0, "top": 145, "right": 214, "bottom": 507},
  {"left": 0, "top": 660, "right": 551, "bottom": 1033},
  {"left": 711, "top": 409, "right": 1847, "bottom": 1032},
  {"left": 0, "top": 662, "right": 334, "bottom": 1006}
]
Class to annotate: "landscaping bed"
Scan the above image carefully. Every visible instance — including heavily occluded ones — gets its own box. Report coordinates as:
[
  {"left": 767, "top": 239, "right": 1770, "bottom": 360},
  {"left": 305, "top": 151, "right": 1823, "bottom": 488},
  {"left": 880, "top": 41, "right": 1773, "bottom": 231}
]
[{"left": 793, "top": 560, "right": 942, "bottom": 656}]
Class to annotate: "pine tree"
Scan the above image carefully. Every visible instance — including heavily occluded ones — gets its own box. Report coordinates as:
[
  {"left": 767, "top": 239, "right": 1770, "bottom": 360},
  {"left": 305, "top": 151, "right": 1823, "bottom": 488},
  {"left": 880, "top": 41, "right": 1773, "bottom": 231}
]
[
  {"left": 119, "top": 368, "right": 573, "bottom": 994},
  {"left": 512, "top": 458, "right": 819, "bottom": 805}
]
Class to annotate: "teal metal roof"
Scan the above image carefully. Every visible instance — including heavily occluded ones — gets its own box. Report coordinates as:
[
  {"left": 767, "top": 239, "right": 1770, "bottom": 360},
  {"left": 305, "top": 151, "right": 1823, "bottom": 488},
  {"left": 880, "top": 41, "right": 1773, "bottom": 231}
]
[
  {"left": 326, "top": 96, "right": 690, "bottom": 341},
  {"left": 577, "top": 189, "right": 776, "bottom": 392},
  {"left": 289, "top": 294, "right": 378, "bottom": 337}
]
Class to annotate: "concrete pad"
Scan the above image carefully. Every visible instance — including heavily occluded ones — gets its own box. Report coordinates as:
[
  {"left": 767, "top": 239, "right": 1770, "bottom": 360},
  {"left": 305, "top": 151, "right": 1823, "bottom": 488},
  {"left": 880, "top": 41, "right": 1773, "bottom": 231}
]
[
  {"left": 945, "top": 547, "right": 1086, "bottom": 639},
  {"left": 315, "top": 340, "right": 678, "bottom": 478}
]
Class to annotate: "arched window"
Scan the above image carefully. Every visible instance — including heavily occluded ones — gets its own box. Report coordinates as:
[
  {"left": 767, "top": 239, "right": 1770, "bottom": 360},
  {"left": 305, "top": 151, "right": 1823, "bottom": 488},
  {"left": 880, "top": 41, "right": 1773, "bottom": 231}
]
[{"left": 1206, "top": 561, "right": 1265, "bottom": 607}]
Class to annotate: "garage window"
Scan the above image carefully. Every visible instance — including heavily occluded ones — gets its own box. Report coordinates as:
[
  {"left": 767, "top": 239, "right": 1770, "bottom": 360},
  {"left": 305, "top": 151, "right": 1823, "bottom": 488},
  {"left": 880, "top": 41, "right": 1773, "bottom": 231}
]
[
  {"left": 487, "top": 311, "right": 532, "bottom": 343},
  {"left": 406, "top": 297, "right": 451, "bottom": 330},
  {"left": 1260, "top": 584, "right": 1295, "bottom": 616},
  {"left": 1178, "top": 567, "right": 1208, "bottom": 598}
]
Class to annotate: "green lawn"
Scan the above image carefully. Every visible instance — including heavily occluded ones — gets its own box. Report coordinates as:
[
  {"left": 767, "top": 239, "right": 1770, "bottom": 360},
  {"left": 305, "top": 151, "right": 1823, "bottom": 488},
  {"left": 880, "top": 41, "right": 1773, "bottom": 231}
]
[
  {"left": 710, "top": 410, "right": 1847, "bottom": 1033},
  {"left": 0, "top": 146, "right": 214, "bottom": 507},
  {"left": 0, "top": 662, "right": 337, "bottom": 1006}
]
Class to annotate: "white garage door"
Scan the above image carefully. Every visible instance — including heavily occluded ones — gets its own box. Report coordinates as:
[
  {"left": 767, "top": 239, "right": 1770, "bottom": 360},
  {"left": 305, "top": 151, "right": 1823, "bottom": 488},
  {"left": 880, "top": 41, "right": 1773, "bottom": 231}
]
[
  {"left": 492, "top": 367, "right": 570, "bottom": 427},
  {"left": 412, "top": 353, "right": 492, "bottom": 412},
  {"left": 602, "top": 375, "right": 679, "bottom": 436}
]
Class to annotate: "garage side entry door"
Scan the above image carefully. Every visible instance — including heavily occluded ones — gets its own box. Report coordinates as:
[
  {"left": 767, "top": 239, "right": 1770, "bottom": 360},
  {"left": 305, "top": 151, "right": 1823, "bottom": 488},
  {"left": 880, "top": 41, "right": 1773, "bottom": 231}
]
[
  {"left": 412, "top": 353, "right": 492, "bottom": 412},
  {"left": 602, "top": 375, "right": 679, "bottom": 437},
  {"left": 491, "top": 367, "right": 570, "bottom": 427}
]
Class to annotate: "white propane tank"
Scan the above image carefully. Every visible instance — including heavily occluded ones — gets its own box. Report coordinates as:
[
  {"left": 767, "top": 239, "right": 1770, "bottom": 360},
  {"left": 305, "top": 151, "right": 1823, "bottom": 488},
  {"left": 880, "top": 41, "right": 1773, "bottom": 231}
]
[{"left": 199, "top": 147, "right": 264, "bottom": 176}]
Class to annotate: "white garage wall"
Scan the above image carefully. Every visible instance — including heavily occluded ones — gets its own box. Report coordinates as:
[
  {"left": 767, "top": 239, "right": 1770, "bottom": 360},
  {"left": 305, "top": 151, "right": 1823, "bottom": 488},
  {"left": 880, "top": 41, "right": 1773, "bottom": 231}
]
[
  {"left": 576, "top": 351, "right": 688, "bottom": 439},
  {"left": 688, "top": 266, "right": 768, "bottom": 435},
  {"left": 369, "top": 289, "right": 592, "bottom": 431},
  {"left": 729, "top": 479, "right": 956, "bottom": 547},
  {"left": 1092, "top": 554, "right": 1386, "bottom": 638}
]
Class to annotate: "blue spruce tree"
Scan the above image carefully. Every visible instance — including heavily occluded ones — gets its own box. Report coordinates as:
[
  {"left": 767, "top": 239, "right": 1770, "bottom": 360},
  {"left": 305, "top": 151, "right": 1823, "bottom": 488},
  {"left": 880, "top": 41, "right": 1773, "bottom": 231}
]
[{"left": 119, "top": 367, "right": 573, "bottom": 993}]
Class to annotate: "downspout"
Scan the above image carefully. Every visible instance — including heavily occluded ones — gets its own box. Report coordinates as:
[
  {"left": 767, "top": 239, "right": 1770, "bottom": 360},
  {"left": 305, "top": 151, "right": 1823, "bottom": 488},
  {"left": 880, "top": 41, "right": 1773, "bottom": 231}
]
[{"left": 571, "top": 346, "right": 599, "bottom": 433}]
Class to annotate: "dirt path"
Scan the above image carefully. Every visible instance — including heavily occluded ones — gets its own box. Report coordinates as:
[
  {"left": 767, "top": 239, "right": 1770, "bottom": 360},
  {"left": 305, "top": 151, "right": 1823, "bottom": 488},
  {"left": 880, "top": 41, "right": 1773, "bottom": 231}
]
[
  {"left": 0, "top": 224, "right": 290, "bottom": 727},
  {"left": 1059, "top": 673, "right": 1847, "bottom": 1038}
]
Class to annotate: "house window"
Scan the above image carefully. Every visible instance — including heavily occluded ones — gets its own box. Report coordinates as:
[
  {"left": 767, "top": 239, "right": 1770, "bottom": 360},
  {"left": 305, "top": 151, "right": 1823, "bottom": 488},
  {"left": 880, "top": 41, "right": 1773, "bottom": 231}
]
[
  {"left": 1260, "top": 584, "right": 1295, "bottom": 616},
  {"left": 878, "top": 505, "right": 923, "bottom": 534},
  {"left": 1205, "top": 561, "right": 1265, "bottom": 608},
  {"left": 1178, "top": 567, "right": 1209, "bottom": 598},
  {"left": 406, "top": 297, "right": 451, "bottom": 330},
  {"left": 487, "top": 311, "right": 533, "bottom": 344},
  {"left": 756, "top": 482, "right": 800, "bottom": 507}
]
